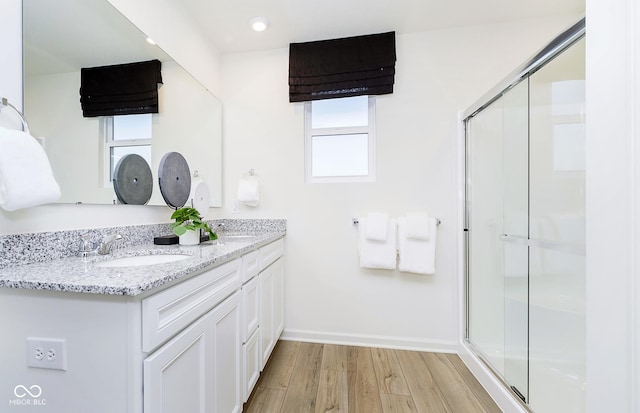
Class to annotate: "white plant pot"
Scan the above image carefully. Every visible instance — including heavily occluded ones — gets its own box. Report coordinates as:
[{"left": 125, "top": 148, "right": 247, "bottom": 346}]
[{"left": 179, "top": 230, "right": 200, "bottom": 246}]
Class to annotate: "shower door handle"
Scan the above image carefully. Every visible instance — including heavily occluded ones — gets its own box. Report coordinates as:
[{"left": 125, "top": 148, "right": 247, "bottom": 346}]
[
  {"left": 499, "top": 234, "right": 585, "bottom": 255},
  {"left": 498, "top": 234, "right": 529, "bottom": 245}
]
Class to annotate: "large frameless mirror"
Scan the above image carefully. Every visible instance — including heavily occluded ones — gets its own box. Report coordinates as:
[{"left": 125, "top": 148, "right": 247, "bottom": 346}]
[{"left": 23, "top": 0, "right": 222, "bottom": 206}]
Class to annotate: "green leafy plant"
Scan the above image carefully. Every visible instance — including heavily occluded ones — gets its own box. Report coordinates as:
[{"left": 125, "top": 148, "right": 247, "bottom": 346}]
[{"left": 169, "top": 207, "right": 217, "bottom": 240}]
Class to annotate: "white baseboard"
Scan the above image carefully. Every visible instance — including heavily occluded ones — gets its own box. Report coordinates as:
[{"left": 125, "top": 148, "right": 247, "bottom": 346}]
[{"left": 281, "top": 328, "right": 458, "bottom": 353}]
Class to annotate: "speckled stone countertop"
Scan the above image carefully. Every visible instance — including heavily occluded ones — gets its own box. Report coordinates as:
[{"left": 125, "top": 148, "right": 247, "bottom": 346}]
[
  {"left": 0, "top": 230, "right": 285, "bottom": 297},
  {"left": 0, "top": 220, "right": 286, "bottom": 296}
]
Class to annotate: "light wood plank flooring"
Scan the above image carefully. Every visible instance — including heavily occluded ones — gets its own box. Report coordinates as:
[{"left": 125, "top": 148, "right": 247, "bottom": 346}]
[{"left": 243, "top": 341, "right": 501, "bottom": 413}]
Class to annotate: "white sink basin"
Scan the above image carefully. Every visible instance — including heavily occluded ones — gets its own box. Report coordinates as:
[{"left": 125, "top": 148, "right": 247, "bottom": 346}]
[{"left": 96, "top": 254, "right": 191, "bottom": 268}]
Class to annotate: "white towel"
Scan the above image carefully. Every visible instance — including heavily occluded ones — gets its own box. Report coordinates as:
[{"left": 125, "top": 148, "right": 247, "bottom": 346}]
[
  {"left": 358, "top": 217, "right": 397, "bottom": 270},
  {"left": 237, "top": 178, "right": 260, "bottom": 206},
  {"left": 398, "top": 217, "right": 438, "bottom": 275},
  {"left": 407, "top": 211, "right": 431, "bottom": 240},
  {"left": 0, "top": 127, "right": 60, "bottom": 211},
  {"left": 365, "top": 212, "right": 389, "bottom": 241}
]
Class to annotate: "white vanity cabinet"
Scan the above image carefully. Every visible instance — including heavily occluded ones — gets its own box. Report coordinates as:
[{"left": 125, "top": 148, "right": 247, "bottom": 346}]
[
  {"left": 240, "top": 250, "right": 261, "bottom": 402},
  {"left": 0, "top": 234, "right": 284, "bottom": 413},
  {"left": 143, "top": 237, "right": 285, "bottom": 411},
  {"left": 240, "top": 239, "right": 285, "bottom": 401},
  {"left": 144, "top": 291, "right": 241, "bottom": 413},
  {"left": 143, "top": 258, "right": 243, "bottom": 413}
]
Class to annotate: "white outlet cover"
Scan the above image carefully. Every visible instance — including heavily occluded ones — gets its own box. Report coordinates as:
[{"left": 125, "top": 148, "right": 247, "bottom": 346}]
[{"left": 26, "top": 337, "right": 67, "bottom": 371}]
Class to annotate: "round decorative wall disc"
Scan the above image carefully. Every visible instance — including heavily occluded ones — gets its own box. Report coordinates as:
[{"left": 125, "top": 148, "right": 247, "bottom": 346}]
[
  {"left": 158, "top": 152, "right": 191, "bottom": 208},
  {"left": 112, "top": 154, "right": 153, "bottom": 205}
]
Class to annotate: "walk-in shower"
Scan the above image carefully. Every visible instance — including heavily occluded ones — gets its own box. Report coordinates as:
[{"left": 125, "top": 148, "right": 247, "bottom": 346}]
[{"left": 463, "top": 19, "right": 585, "bottom": 413}]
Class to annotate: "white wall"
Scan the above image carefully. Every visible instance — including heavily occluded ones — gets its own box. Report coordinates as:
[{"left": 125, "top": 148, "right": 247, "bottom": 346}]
[
  {"left": 219, "top": 15, "right": 581, "bottom": 350},
  {"left": 585, "top": 0, "right": 639, "bottom": 411},
  {"left": 0, "top": 1, "right": 22, "bottom": 130}
]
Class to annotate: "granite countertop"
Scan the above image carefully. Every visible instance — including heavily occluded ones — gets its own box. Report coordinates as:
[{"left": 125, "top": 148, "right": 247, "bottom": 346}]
[{"left": 0, "top": 232, "right": 285, "bottom": 296}]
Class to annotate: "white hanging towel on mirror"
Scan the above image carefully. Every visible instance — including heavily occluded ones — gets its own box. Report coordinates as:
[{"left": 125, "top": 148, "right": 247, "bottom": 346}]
[{"left": 0, "top": 127, "right": 61, "bottom": 211}]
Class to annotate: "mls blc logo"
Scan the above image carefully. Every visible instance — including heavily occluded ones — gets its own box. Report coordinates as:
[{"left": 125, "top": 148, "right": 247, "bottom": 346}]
[{"left": 9, "top": 384, "right": 46, "bottom": 407}]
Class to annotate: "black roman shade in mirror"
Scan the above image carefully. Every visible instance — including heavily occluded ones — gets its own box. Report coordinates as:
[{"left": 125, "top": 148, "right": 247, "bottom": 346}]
[
  {"left": 289, "top": 31, "right": 396, "bottom": 102},
  {"left": 80, "top": 59, "right": 163, "bottom": 117}
]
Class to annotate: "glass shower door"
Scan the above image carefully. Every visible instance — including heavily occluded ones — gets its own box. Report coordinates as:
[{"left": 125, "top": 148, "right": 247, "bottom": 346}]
[
  {"left": 466, "top": 35, "right": 586, "bottom": 413},
  {"left": 527, "top": 37, "right": 585, "bottom": 413},
  {"left": 467, "top": 79, "right": 529, "bottom": 401}
]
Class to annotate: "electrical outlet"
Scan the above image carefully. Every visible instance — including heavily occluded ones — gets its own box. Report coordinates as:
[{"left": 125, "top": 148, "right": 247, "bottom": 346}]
[
  {"left": 232, "top": 200, "right": 240, "bottom": 214},
  {"left": 26, "top": 338, "right": 67, "bottom": 370}
]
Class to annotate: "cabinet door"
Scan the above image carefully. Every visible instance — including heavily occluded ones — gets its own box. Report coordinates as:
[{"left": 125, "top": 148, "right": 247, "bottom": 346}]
[
  {"left": 210, "top": 291, "right": 242, "bottom": 413},
  {"left": 144, "top": 315, "right": 209, "bottom": 413},
  {"left": 145, "top": 291, "right": 242, "bottom": 413},
  {"left": 242, "top": 327, "right": 261, "bottom": 402},
  {"left": 272, "top": 258, "right": 284, "bottom": 341},
  {"left": 260, "top": 264, "right": 274, "bottom": 370},
  {"left": 259, "top": 257, "right": 284, "bottom": 369},
  {"left": 241, "top": 275, "right": 260, "bottom": 343}
]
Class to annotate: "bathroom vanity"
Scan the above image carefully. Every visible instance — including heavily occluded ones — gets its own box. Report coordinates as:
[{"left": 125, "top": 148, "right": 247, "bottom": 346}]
[{"left": 0, "top": 227, "right": 284, "bottom": 413}]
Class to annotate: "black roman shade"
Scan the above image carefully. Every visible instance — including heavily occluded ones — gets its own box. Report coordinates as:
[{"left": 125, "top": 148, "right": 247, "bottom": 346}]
[
  {"left": 289, "top": 31, "right": 396, "bottom": 102},
  {"left": 80, "top": 59, "right": 163, "bottom": 117}
]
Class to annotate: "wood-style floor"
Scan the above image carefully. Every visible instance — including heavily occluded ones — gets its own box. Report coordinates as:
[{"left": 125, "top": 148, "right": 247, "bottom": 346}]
[{"left": 243, "top": 340, "right": 502, "bottom": 413}]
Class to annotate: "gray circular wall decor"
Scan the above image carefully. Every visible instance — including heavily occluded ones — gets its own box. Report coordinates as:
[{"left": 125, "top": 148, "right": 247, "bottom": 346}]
[
  {"left": 158, "top": 151, "right": 192, "bottom": 208},
  {"left": 112, "top": 154, "right": 153, "bottom": 205}
]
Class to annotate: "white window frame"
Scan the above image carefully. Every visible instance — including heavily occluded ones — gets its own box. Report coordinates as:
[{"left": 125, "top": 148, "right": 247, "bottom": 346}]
[
  {"left": 304, "top": 96, "right": 376, "bottom": 183},
  {"left": 101, "top": 115, "right": 152, "bottom": 187}
]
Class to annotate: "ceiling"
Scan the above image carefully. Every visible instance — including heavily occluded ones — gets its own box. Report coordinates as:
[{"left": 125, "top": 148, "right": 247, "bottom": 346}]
[
  {"left": 23, "top": 0, "right": 584, "bottom": 77},
  {"left": 180, "top": 0, "right": 585, "bottom": 53}
]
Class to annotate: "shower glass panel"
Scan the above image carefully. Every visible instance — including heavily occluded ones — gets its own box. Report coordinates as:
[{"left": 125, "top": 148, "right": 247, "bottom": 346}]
[
  {"left": 465, "top": 31, "right": 585, "bottom": 413},
  {"left": 467, "top": 80, "right": 529, "bottom": 401},
  {"left": 528, "top": 37, "right": 585, "bottom": 413}
]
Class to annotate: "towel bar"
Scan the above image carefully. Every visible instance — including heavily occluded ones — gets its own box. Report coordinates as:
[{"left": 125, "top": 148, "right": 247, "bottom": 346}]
[
  {"left": 0, "top": 97, "right": 30, "bottom": 134},
  {"left": 352, "top": 217, "right": 441, "bottom": 225}
]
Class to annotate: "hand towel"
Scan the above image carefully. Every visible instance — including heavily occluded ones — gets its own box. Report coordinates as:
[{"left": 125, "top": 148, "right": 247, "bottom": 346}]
[
  {"left": 0, "top": 127, "right": 61, "bottom": 211},
  {"left": 358, "top": 217, "right": 397, "bottom": 270},
  {"left": 237, "top": 178, "right": 259, "bottom": 206},
  {"left": 397, "top": 217, "right": 438, "bottom": 275},
  {"left": 365, "top": 212, "right": 389, "bottom": 241},
  {"left": 407, "top": 211, "right": 430, "bottom": 240}
]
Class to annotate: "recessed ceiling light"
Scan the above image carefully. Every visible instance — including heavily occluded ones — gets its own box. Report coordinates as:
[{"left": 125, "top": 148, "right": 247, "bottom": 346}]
[
  {"left": 146, "top": 37, "right": 156, "bottom": 45},
  {"left": 249, "top": 17, "right": 270, "bottom": 32}
]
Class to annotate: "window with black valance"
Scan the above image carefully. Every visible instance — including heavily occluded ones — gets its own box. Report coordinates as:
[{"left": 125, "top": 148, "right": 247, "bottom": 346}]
[
  {"left": 288, "top": 31, "right": 396, "bottom": 102},
  {"left": 80, "top": 59, "right": 163, "bottom": 117}
]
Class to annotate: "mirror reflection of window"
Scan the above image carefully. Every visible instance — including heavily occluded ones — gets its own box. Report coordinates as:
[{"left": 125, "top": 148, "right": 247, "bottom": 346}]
[{"left": 103, "top": 114, "right": 152, "bottom": 186}]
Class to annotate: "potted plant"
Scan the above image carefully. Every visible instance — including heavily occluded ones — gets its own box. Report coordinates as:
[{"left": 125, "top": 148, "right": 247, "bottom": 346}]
[{"left": 169, "top": 207, "right": 217, "bottom": 245}]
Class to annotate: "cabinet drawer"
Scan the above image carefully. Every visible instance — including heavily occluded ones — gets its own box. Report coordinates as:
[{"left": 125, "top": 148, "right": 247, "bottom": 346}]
[
  {"left": 142, "top": 258, "right": 242, "bottom": 352},
  {"left": 241, "top": 249, "right": 260, "bottom": 283},
  {"left": 259, "top": 238, "right": 284, "bottom": 270}
]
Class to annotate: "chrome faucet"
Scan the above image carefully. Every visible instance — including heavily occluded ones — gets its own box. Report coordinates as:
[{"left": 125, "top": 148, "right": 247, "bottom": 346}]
[
  {"left": 97, "top": 234, "right": 123, "bottom": 255},
  {"left": 216, "top": 223, "right": 225, "bottom": 246},
  {"left": 77, "top": 234, "right": 123, "bottom": 257}
]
